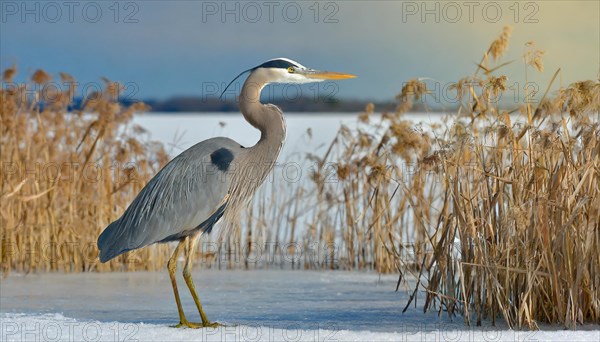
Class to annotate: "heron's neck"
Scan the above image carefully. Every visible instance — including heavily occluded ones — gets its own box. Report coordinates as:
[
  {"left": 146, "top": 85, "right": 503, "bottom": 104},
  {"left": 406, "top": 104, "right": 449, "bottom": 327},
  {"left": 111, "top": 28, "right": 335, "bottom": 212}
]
[
  {"left": 239, "top": 72, "right": 286, "bottom": 153},
  {"left": 223, "top": 71, "right": 286, "bottom": 223}
]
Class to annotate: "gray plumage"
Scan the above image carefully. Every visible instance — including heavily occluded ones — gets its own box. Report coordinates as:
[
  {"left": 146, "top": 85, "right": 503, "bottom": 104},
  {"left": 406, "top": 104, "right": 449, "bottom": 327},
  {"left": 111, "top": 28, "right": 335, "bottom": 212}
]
[{"left": 98, "top": 137, "right": 241, "bottom": 262}]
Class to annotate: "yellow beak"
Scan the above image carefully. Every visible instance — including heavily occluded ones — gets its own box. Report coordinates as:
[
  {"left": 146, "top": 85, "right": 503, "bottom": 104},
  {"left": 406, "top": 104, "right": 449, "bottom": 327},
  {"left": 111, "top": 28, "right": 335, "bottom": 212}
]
[{"left": 305, "top": 71, "right": 357, "bottom": 80}]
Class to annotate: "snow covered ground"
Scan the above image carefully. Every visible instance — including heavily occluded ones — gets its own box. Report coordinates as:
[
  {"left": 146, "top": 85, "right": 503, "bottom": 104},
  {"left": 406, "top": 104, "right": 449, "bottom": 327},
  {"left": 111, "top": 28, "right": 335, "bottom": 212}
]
[{"left": 1, "top": 270, "right": 598, "bottom": 341}]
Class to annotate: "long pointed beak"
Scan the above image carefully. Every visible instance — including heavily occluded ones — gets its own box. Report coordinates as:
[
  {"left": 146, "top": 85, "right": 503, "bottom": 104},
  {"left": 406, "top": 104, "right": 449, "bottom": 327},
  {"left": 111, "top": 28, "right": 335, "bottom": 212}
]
[{"left": 303, "top": 70, "right": 357, "bottom": 80}]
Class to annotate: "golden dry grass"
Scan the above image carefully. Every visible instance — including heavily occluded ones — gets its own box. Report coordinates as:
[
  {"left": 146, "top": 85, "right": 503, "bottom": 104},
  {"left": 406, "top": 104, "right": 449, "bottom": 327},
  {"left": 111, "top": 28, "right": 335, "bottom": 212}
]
[
  {"left": 301, "top": 27, "right": 600, "bottom": 329},
  {"left": 0, "top": 70, "right": 173, "bottom": 273}
]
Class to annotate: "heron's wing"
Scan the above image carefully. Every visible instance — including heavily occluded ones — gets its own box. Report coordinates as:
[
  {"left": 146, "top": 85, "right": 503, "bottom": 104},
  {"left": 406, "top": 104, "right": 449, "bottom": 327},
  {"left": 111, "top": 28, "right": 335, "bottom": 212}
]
[{"left": 97, "top": 137, "right": 242, "bottom": 262}]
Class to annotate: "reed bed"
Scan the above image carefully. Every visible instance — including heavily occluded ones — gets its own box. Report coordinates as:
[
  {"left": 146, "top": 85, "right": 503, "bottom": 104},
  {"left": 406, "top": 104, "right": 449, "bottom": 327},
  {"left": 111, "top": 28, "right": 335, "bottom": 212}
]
[
  {"left": 1, "top": 27, "right": 599, "bottom": 329},
  {"left": 0, "top": 70, "right": 173, "bottom": 273},
  {"left": 275, "top": 27, "right": 598, "bottom": 329},
  {"left": 235, "top": 26, "right": 600, "bottom": 328}
]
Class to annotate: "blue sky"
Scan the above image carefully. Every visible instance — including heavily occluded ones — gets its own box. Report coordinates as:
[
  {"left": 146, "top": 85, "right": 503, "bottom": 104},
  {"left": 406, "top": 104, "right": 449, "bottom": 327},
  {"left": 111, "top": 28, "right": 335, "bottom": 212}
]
[{"left": 1, "top": 1, "right": 598, "bottom": 102}]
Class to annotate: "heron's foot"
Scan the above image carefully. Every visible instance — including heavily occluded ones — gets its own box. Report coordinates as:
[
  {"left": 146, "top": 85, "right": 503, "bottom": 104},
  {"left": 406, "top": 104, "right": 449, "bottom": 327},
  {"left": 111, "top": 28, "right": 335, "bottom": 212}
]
[
  {"left": 202, "top": 321, "right": 224, "bottom": 328},
  {"left": 172, "top": 320, "right": 223, "bottom": 329}
]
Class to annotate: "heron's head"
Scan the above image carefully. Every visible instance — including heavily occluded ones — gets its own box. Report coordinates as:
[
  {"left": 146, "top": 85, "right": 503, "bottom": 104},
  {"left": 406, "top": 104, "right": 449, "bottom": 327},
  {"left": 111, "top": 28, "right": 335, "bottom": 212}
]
[
  {"left": 250, "top": 58, "right": 356, "bottom": 84},
  {"left": 220, "top": 58, "right": 356, "bottom": 98}
]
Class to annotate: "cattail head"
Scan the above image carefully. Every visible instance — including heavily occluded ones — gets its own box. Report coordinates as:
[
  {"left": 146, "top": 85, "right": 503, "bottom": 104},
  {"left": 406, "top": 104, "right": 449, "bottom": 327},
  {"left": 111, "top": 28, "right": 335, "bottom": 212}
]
[
  {"left": 31, "top": 69, "right": 51, "bottom": 84},
  {"left": 497, "top": 125, "right": 511, "bottom": 140},
  {"left": 336, "top": 164, "right": 349, "bottom": 181},
  {"left": 524, "top": 42, "right": 545, "bottom": 72},
  {"left": 489, "top": 75, "right": 507, "bottom": 97},
  {"left": 359, "top": 103, "right": 375, "bottom": 123},
  {"left": 489, "top": 26, "right": 512, "bottom": 61},
  {"left": 395, "top": 79, "right": 428, "bottom": 114},
  {"left": 3, "top": 65, "right": 16, "bottom": 82}
]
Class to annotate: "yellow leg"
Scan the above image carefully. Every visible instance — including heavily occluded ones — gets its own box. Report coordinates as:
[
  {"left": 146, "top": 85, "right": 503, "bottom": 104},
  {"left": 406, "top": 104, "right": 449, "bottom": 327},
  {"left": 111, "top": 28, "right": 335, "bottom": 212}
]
[
  {"left": 168, "top": 239, "right": 199, "bottom": 329},
  {"left": 183, "top": 236, "right": 221, "bottom": 328}
]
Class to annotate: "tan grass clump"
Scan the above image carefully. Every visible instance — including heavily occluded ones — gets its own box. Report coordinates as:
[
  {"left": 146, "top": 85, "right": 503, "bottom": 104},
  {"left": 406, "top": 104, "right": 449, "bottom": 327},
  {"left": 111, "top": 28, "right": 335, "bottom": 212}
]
[{"left": 0, "top": 71, "right": 171, "bottom": 274}]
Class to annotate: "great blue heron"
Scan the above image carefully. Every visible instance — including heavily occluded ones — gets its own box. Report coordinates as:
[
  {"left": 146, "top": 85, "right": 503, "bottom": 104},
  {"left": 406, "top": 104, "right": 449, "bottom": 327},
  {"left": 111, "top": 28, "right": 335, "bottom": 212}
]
[{"left": 97, "top": 58, "right": 355, "bottom": 328}]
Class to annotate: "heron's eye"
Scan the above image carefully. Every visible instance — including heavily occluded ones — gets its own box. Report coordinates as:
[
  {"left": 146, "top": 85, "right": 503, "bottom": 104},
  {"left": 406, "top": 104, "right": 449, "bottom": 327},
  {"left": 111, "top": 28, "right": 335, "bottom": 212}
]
[{"left": 287, "top": 67, "right": 295, "bottom": 73}]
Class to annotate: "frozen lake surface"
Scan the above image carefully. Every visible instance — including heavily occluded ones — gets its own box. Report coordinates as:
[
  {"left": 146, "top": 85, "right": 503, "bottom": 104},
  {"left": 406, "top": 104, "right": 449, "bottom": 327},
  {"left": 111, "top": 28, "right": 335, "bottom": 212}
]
[
  {"left": 131, "top": 112, "right": 447, "bottom": 159},
  {"left": 133, "top": 112, "right": 357, "bottom": 160},
  {"left": 1, "top": 270, "right": 598, "bottom": 341}
]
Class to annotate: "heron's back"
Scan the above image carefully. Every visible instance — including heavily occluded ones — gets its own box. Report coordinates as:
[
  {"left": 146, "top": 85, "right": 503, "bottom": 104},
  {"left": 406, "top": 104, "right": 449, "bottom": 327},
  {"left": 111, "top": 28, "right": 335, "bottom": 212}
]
[{"left": 97, "top": 137, "right": 242, "bottom": 262}]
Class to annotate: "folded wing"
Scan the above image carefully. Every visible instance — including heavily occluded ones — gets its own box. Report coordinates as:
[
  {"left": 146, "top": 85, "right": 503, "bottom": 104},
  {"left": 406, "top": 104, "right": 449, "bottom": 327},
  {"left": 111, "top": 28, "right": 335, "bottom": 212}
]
[{"left": 97, "top": 137, "right": 241, "bottom": 262}]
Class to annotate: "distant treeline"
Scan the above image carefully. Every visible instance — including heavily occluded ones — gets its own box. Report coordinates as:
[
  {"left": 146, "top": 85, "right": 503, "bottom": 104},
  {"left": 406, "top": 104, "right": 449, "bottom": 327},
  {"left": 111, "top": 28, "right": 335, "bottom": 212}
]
[
  {"left": 66, "top": 96, "right": 446, "bottom": 113},
  {"left": 139, "top": 96, "right": 389, "bottom": 112}
]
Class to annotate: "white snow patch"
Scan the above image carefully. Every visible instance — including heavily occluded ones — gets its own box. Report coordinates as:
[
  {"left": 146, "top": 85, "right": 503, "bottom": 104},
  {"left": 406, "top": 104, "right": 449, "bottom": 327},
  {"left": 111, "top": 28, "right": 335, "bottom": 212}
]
[{"left": 2, "top": 313, "right": 599, "bottom": 341}]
